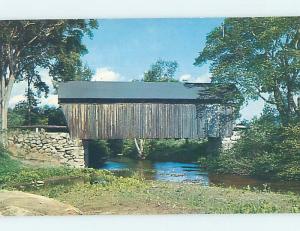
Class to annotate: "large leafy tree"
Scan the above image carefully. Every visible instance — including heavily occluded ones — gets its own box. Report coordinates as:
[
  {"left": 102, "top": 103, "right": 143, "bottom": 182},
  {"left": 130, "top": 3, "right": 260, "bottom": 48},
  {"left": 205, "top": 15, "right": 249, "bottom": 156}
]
[
  {"left": 143, "top": 59, "right": 178, "bottom": 82},
  {"left": 194, "top": 17, "right": 300, "bottom": 125},
  {"left": 0, "top": 19, "right": 98, "bottom": 134}
]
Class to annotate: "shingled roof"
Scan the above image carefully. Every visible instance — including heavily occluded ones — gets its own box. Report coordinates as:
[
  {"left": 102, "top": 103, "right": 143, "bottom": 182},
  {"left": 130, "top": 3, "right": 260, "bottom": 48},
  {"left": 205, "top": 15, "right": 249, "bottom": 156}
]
[{"left": 58, "top": 81, "right": 238, "bottom": 104}]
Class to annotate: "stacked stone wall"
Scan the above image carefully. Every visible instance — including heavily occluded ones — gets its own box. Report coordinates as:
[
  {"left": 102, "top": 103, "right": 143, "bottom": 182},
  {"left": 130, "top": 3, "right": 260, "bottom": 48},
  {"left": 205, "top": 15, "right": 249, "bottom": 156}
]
[
  {"left": 222, "top": 130, "right": 244, "bottom": 150},
  {"left": 7, "top": 130, "right": 85, "bottom": 167}
]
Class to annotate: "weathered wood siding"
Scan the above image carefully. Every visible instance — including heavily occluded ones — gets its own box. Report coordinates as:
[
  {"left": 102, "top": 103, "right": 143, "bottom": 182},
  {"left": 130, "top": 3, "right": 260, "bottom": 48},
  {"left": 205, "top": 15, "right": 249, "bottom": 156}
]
[{"left": 61, "top": 103, "right": 234, "bottom": 139}]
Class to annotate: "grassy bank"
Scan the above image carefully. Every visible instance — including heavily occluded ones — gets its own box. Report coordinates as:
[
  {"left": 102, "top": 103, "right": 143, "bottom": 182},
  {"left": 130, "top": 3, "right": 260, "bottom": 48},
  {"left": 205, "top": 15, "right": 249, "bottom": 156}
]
[
  {"left": 1, "top": 150, "right": 300, "bottom": 214},
  {"left": 32, "top": 178, "right": 300, "bottom": 214}
]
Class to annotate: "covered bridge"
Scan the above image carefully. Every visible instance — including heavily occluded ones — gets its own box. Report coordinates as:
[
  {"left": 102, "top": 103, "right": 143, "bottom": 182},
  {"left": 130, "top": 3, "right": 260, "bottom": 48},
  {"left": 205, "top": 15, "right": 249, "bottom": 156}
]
[{"left": 58, "top": 81, "right": 239, "bottom": 140}]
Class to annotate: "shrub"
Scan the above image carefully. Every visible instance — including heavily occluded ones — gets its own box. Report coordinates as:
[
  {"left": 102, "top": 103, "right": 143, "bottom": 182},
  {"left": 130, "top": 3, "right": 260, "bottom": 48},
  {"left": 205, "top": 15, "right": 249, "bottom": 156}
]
[
  {"left": 205, "top": 119, "right": 300, "bottom": 180},
  {"left": 87, "top": 140, "right": 111, "bottom": 167},
  {"left": 122, "top": 139, "right": 207, "bottom": 161}
]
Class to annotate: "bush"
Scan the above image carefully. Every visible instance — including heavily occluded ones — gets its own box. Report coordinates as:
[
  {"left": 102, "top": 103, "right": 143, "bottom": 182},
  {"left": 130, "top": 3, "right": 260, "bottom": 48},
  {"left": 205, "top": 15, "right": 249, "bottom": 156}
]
[
  {"left": 205, "top": 117, "right": 300, "bottom": 180},
  {"left": 121, "top": 139, "right": 207, "bottom": 161},
  {"left": 87, "top": 140, "right": 111, "bottom": 167},
  {"left": 147, "top": 139, "right": 207, "bottom": 162},
  {"left": 122, "top": 139, "right": 140, "bottom": 159}
]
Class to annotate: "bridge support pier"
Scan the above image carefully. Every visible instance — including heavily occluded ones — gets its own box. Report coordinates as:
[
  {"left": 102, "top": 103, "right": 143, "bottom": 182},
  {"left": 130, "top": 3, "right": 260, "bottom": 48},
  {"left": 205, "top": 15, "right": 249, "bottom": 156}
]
[{"left": 83, "top": 140, "right": 90, "bottom": 167}]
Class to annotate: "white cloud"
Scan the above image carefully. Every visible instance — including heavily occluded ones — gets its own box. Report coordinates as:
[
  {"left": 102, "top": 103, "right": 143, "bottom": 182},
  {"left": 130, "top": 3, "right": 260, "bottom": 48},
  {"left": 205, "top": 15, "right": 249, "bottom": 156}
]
[
  {"left": 179, "top": 74, "right": 193, "bottom": 82},
  {"left": 9, "top": 95, "right": 26, "bottom": 108},
  {"left": 179, "top": 73, "right": 211, "bottom": 83},
  {"left": 9, "top": 94, "right": 58, "bottom": 108},
  {"left": 92, "top": 67, "right": 123, "bottom": 81},
  {"left": 40, "top": 95, "right": 58, "bottom": 107},
  {"left": 9, "top": 67, "right": 125, "bottom": 109},
  {"left": 9, "top": 69, "right": 57, "bottom": 108},
  {"left": 39, "top": 69, "right": 54, "bottom": 91}
]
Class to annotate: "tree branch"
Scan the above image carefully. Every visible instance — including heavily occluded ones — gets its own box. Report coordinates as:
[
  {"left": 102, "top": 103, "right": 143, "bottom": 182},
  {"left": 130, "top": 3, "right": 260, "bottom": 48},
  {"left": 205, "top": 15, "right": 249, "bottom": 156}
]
[
  {"left": 254, "top": 85, "right": 276, "bottom": 105},
  {"left": 16, "top": 21, "right": 65, "bottom": 58}
]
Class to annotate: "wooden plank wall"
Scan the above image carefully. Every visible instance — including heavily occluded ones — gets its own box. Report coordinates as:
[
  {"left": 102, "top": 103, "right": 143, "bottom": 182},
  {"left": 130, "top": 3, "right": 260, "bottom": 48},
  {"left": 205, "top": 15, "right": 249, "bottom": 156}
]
[{"left": 61, "top": 103, "right": 234, "bottom": 139}]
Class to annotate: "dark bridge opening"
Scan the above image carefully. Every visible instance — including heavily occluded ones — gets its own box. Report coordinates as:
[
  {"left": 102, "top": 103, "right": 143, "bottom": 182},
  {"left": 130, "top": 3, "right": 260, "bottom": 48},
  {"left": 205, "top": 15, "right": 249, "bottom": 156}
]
[{"left": 82, "top": 138, "right": 222, "bottom": 169}]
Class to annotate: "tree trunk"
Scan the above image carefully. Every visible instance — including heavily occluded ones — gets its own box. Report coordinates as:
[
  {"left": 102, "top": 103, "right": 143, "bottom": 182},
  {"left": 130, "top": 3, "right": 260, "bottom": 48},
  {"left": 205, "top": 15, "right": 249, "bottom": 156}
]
[
  {"left": 3, "top": 72, "right": 15, "bottom": 129},
  {"left": 1, "top": 106, "right": 7, "bottom": 131},
  {"left": 273, "top": 86, "right": 289, "bottom": 126},
  {"left": 0, "top": 99, "right": 6, "bottom": 146},
  {"left": 0, "top": 76, "right": 5, "bottom": 145},
  {"left": 27, "top": 78, "right": 32, "bottom": 125},
  {"left": 134, "top": 138, "right": 145, "bottom": 159},
  {"left": 0, "top": 97, "right": 3, "bottom": 145},
  {"left": 0, "top": 72, "right": 15, "bottom": 145}
]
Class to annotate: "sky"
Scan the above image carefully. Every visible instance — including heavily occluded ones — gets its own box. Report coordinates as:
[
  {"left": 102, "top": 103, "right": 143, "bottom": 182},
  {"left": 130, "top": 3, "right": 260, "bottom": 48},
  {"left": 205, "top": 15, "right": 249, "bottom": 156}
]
[{"left": 10, "top": 18, "right": 265, "bottom": 121}]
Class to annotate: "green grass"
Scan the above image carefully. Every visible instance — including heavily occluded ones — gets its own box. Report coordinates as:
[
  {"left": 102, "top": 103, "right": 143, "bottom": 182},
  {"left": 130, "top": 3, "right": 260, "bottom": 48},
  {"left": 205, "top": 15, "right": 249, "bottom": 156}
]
[
  {"left": 0, "top": 148, "right": 93, "bottom": 187},
  {"left": 0, "top": 148, "right": 22, "bottom": 177},
  {"left": 1, "top": 149, "right": 300, "bottom": 214},
  {"left": 31, "top": 177, "right": 300, "bottom": 214}
]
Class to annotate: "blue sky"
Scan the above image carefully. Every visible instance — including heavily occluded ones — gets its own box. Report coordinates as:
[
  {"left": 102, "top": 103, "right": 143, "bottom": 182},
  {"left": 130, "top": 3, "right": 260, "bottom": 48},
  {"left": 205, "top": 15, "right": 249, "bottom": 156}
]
[
  {"left": 82, "top": 18, "right": 223, "bottom": 80},
  {"left": 10, "top": 18, "right": 265, "bottom": 120}
]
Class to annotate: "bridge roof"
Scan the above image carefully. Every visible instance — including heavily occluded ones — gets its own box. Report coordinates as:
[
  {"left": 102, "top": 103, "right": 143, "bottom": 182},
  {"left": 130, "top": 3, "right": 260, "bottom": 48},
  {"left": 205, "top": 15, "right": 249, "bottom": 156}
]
[{"left": 58, "top": 81, "right": 238, "bottom": 104}]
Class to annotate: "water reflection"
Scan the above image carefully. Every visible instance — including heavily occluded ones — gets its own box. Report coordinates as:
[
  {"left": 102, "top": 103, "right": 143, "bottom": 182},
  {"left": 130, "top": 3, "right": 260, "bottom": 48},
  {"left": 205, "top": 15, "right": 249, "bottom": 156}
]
[
  {"left": 98, "top": 157, "right": 209, "bottom": 184},
  {"left": 153, "top": 162, "right": 209, "bottom": 185}
]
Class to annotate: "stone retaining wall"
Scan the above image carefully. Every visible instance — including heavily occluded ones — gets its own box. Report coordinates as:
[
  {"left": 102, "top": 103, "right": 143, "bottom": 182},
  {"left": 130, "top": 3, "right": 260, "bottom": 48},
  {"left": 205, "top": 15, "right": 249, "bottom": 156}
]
[
  {"left": 7, "top": 130, "right": 85, "bottom": 167},
  {"left": 222, "top": 130, "right": 244, "bottom": 150}
]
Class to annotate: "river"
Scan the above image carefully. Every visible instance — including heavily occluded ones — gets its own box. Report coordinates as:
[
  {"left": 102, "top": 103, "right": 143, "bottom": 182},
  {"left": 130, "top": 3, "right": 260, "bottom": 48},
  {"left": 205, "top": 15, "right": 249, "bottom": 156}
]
[{"left": 97, "top": 156, "right": 300, "bottom": 194}]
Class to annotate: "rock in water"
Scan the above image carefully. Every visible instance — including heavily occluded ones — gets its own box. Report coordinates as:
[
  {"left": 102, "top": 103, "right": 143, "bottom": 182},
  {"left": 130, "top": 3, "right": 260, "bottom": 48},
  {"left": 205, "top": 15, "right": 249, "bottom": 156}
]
[{"left": 0, "top": 190, "right": 82, "bottom": 216}]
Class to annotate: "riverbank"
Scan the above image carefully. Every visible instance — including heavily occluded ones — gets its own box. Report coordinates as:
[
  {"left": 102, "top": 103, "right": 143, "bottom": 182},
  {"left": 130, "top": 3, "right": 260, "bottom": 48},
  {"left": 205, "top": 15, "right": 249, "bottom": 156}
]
[
  {"left": 32, "top": 177, "right": 300, "bottom": 214},
  {"left": 0, "top": 153, "right": 300, "bottom": 214}
]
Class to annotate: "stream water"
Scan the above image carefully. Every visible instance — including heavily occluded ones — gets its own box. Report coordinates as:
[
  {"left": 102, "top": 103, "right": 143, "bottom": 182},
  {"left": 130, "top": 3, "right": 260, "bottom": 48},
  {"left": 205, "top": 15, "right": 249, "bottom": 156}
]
[{"left": 98, "top": 156, "right": 300, "bottom": 194}]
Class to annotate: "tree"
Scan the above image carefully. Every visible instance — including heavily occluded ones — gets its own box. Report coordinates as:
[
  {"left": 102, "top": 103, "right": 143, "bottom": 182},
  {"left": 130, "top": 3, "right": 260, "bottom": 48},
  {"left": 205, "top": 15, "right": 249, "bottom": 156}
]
[
  {"left": 194, "top": 17, "right": 300, "bottom": 125},
  {"left": 143, "top": 59, "right": 178, "bottom": 82},
  {"left": 133, "top": 59, "right": 179, "bottom": 159},
  {"left": 8, "top": 100, "right": 45, "bottom": 126},
  {"left": 0, "top": 20, "right": 98, "bottom": 138},
  {"left": 8, "top": 104, "right": 67, "bottom": 127},
  {"left": 24, "top": 64, "right": 50, "bottom": 125}
]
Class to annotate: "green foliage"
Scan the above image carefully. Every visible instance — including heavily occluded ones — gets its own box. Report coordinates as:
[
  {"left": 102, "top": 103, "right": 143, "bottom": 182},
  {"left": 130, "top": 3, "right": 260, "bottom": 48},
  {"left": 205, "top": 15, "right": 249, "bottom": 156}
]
[
  {"left": 107, "top": 139, "right": 124, "bottom": 156},
  {"left": 276, "top": 124, "right": 300, "bottom": 179},
  {"left": 87, "top": 140, "right": 111, "bottom": 167},
  {"left": 0, "top": 165, "right": 86, "bottom": 186},
  {"left": 122, "top": 139, "right": 140, "bottom": 159},
  {"left": 204, "top": 112, "right": 300, "bottom": 180},
  {"left": 146, "top": 139, "right": 207, "bottom": 161},
  {"left": 121, "top": 139, "right": 206, "bottom": 161},
  {"left": 44, "top": 106, "right": 67, "bottom": 126},
  {"left": 0, "top": 146, "right": 22, "bottom": 177},
  {"left": 8, "top": 104, "right": 66, "bottom": 126},
  {"left": 88, "top": 138, "right": 207, "bottom": 162},
  {"left": 195, "top": 17, "right": 300, "bottom": 125},
  {"left": 7, "top": 108, "right": 26, "bottom": 127},
  {"left": 143, "top": 59, "right": 179, "bottom": 82},
  {"left": 0, "top": 19, "right": 98, "bottom": 84},
  {"left": 0, "top": 20, "right": 99, "bottom": 131}
]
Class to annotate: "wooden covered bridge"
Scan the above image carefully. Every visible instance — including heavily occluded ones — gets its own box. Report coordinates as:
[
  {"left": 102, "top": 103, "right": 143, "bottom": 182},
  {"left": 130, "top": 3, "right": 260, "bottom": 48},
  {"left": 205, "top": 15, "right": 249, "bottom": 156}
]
[{"left": 58, "top": 81, "right": 239, "bottom": 140}]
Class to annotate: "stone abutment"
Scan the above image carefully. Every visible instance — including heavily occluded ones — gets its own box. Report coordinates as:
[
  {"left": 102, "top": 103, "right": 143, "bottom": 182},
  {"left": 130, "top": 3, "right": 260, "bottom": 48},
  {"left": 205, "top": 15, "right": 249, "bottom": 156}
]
[{"left": 7, "top": 130, "right": 85, "bottom": 167}]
